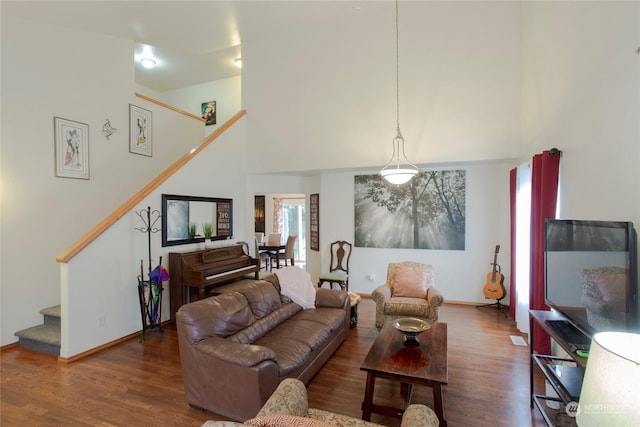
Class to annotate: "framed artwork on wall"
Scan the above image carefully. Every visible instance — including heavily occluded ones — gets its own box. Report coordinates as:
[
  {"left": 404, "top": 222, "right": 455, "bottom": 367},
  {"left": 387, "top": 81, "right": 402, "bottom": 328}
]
[
  {"left": 129, "top": 104, "right": 152, "bottom": 156},
  {"left": 254, "top": 195, "right": 265, "bottom": 233},
  {"left": 54, "top": 116, "right": 89, "bottom": 179},
  {"left": 310, "top": 193, "right": 319, "bottom": 251},
  {"left": 201, "top": 101, "right": 216, "bottom": 126},
  {"left": 354, "top": 170, "right": 466, "bottom": 250}
]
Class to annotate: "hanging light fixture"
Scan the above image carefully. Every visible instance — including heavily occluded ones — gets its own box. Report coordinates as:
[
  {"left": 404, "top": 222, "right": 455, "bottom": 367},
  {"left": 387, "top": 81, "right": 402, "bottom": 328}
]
[{"left": 380, "top": 0, "right": 419, "bottom": 186}]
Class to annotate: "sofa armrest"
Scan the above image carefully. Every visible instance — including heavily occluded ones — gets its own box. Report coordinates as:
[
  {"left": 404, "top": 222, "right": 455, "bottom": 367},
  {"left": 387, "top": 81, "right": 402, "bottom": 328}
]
[
  {"left": 202, "top": 422, "right": 247, "bottom": 427},
  {"left": 195, "top": 336, "right": 277, "bottom": 367},
  {"left": 401, "top": 404, "right": 440, "bottom": 427},
  {"left": 315, "top": 288, "right": 348, "bottom": 308},
  {"left": 426, "top": 286, "right": 444, "bottom": 309},
  {"left": 371, "top": 283, "right": 391, "bottom": 304},
  {"left": 256, "top": 378, "right": 309, "bottom": 418},
  {"left": 371, "top": 284, "right": 391, "bottom": 330}
]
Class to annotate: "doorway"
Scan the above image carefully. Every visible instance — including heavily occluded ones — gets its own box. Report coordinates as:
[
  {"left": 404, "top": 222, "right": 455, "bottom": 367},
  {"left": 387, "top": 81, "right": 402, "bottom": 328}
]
[{"left": 255, "top": 194, "right": 306, "bottom": 265}]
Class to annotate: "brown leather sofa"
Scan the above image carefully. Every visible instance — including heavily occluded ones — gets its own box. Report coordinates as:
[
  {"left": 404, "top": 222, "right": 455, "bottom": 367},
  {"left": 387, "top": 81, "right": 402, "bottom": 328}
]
[{"left": 176, "top": 276, "right": 350, "bottom": 421}]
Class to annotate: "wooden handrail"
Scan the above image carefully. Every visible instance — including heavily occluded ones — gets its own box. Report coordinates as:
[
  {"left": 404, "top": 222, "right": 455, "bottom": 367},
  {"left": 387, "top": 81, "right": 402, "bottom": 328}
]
[
  {"left": 135, "top": 92, "right": 206, "bottom": 123},
  {"left": 56, "top": 110, "right": 247, "bottom": 263}
]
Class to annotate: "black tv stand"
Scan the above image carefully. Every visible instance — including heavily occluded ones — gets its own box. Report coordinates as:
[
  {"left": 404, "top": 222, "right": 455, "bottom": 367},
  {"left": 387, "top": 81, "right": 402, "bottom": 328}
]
[{"left": 530, "top": 310, "right": 591, "bottom": 427}]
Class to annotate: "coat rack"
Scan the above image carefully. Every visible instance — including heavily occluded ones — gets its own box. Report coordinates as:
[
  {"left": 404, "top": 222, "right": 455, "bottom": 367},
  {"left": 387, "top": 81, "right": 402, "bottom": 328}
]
[{"left": 135, "top": 206, "right": 166, "bottom": 341}]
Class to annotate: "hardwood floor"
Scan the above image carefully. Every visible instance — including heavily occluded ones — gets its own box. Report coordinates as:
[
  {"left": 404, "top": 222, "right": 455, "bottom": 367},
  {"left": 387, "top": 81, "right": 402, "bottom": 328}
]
[{"left": 1, "top": 298, "right": 549, "bottom": 426}]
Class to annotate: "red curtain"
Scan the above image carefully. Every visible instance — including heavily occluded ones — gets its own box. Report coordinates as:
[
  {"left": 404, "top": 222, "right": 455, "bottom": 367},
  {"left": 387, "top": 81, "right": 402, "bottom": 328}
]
[
  {"left": 509, "top": 168, "right": 517, "bottom": 320},
  {"left": 529, "top": 150, "right": 561, "bottom": 354}
]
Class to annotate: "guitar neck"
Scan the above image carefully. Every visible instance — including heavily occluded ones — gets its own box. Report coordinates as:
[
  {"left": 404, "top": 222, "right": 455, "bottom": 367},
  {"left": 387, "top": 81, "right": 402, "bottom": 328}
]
[{"left": 491, "top": 246, "right": 500, "bottom": 281}]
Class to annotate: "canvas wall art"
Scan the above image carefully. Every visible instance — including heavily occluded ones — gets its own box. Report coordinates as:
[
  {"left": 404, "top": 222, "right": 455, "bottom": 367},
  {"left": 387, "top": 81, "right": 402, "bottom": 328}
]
[{"left": 354, "top": 170, "right": 466, "bottom": 250}]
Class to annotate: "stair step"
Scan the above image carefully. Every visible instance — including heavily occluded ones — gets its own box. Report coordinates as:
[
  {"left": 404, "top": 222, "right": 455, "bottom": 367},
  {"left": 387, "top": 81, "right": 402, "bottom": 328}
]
[
  {"left": 40, "top": 305, "right": 61, "bottom": 318},
  {"left": 14, "top": 324, "right": 61, "bottom": 356},
  {"left": 40, "top": 305, "right": 61, "bottom": 327}
]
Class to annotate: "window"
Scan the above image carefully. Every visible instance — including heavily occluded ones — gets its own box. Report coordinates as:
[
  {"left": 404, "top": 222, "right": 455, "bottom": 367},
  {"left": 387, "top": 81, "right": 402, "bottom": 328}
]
[{"left": 281, "top": 198, "right": 306, "bottom": 262}]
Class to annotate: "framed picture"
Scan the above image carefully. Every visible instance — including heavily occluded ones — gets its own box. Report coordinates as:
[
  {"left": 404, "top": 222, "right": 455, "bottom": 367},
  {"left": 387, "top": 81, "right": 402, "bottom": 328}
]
[
  {"left": 201, "top": 101, "right": 216, "bottom": 126},
  {"left": 254, "top": 195, "right": 265, "bottom": 233},
  {"left": 54, "top": 116, "right": 89, "bottom": 179},
  {"left": 310, "top": 193, "right": 319, "bottom": 251},
  {"left": 354, "top": 170, "right": 466, "bottom": 250},
  {"left": 129, "top": 104, "right": 152, "bottom": 156}
]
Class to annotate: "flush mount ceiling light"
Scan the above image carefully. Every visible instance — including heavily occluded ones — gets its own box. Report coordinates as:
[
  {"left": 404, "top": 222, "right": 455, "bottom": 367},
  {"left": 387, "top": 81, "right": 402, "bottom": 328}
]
[
  {"left": 140, "top": 57, "right": 157, "bottom": 69},
  {"left": 234, "top": 58, "right": 242, "bottom": 68},
  {"left": 379, "top": 0, "right": 419, "bottom": 186}
]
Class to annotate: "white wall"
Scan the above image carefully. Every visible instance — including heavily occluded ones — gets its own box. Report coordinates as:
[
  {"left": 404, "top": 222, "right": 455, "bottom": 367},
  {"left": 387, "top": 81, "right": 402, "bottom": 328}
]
[
  {"left": 2, "top": 1, "right": 639, "bottom": 350},
  {"left": 314, "top": 162, "right": 512, "bottom": 302},
  {"left": 521, "top": 1, "right": 640, "bottom": 227},
  {"left": 61, "top": 119, "right": 247, "bottom": 357},
  {"left": 0, "top": 17, "right": 204, "bottom": 346},
  {"left": 156, "top": 76, "right": 242, "bottom": 138},
  {"left": 242, "top": 1, "right": 522, "bottom": 174}
]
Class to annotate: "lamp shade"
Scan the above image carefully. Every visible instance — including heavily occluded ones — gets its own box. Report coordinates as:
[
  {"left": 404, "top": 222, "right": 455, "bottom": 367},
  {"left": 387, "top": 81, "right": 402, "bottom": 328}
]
[
  {"left": 576, "top": 331, "right": 640, "bottom": 426},
  {"left": 380, "top": 167, "right": 418, "bottom": 185}
]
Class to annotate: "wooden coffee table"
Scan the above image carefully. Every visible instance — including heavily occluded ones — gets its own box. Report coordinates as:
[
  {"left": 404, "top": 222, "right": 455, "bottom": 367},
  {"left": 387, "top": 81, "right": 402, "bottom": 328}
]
[{"left": 360, "top": 317, "right": 448, "bottom": 426}]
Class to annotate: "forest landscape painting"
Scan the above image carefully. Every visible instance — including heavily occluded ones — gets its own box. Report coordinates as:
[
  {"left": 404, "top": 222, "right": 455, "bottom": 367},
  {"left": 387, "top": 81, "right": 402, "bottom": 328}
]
[{"left": 354, "top": 170, "right": 466, "bottom": 250}]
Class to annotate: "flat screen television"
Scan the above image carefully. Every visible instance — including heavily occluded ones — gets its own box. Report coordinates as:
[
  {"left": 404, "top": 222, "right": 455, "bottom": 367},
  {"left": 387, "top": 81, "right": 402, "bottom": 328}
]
[{"left": 544, "top": 219, "right": 638, "bottom": 338}]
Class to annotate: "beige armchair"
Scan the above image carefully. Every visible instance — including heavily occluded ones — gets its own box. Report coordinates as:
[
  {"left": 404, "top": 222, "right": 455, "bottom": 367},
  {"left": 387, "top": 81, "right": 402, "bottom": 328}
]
[
  {"left": 202, "top": 377, "right": 439, "bottom": 427},
  {"left": 371, "top": 261, "right": 444, "bottom": 330}
]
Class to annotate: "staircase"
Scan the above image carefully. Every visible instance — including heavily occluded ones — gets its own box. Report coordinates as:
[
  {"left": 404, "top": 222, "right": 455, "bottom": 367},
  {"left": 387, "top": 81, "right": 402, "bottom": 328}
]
[{"left": 14, "top": 305, "right": 61, "bottom": 356}]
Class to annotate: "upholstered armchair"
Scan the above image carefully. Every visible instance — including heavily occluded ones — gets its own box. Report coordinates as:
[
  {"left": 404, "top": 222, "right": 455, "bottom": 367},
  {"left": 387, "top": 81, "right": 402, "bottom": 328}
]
[
  {"left": 202, "top": 378, "right": 439, "bottom": 427},
  {"left": 371, "top": 261, "right": 444, "bottom": 331}
]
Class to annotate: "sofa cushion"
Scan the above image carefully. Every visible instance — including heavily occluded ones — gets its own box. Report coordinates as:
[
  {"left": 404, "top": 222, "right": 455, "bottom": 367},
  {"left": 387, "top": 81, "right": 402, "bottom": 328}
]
[
  {"left": 292, "top": 308, "right": 346, "bottom": 337},
  {"left": 384, "top": 296, "right": 432, "bottom": 318},
  {"left": 177, "top": 292, "right": 255, "bottom": 342},
  {"left": 245, "top": 414, "right": 333, "bottom": 427},
  {"left": 388, "top": 262, "right": 433, "bottom": 298},
  {"left": 262, "top": 273, "right": 293, "bottom": 303},
  {"left": 237, "top": 280, "right": 282, "bottom": 319},
  {"left": 229, "top": 302, "right": 302, "bottom": 345},
  {"left": 254, "top": 335, "right": 312, "bottom": 377},
  {"left": 270, "top": 318, "right": 332, "bottom": 352}
]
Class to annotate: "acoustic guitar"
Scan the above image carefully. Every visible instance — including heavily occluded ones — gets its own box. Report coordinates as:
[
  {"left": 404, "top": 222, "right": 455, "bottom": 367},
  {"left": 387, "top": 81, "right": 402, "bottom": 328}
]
[{"left": 482, "top": 245, "right": 506, "bottom": 300}]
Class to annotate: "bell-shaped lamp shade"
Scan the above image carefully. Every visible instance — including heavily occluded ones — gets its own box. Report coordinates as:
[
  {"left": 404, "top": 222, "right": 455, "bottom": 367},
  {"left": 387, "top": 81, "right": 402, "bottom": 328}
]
[
  {"left": 576, "top": 331, "right": 640, "bottom": 426},
  {"left": 380, "top": 167, "right": 419, "bottom": 185},
  {"left": 380, "top": 134, "right": 419, "bottom": 185}
]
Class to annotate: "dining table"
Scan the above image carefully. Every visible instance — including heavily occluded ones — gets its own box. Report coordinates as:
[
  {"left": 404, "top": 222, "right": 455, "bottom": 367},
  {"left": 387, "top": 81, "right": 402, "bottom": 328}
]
[{"left": 258, "top": 243, "right": 286, "bottom": 271}]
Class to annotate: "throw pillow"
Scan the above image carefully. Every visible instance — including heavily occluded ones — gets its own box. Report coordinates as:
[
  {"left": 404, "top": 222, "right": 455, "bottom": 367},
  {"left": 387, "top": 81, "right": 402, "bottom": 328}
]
[
  {"left": 392, "top": 264, "right": 432, "bottom": 298},
  {"left": 245, "top": 414, "right": 333, "bottom": 427}
]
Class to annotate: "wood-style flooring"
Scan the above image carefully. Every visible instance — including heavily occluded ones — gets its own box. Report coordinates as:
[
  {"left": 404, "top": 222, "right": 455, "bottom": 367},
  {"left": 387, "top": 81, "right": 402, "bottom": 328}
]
[{"left": 1, "top": 298, "right": 549, "bottom": 426}]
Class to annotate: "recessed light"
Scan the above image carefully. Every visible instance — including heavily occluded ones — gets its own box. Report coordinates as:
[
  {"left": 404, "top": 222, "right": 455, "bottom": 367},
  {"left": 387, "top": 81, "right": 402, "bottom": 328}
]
[
  {"left": 234, "top": 58, "right": 242, "bottom": 68},
  {"left": 140, "top": 57, "right": 157, "bottom": 69}
]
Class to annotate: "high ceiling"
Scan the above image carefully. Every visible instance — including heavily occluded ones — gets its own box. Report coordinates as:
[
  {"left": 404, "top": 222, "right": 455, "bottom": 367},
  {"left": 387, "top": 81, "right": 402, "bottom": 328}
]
[{"left": 2, "top": 1, "right": 386, "bottom": 92}]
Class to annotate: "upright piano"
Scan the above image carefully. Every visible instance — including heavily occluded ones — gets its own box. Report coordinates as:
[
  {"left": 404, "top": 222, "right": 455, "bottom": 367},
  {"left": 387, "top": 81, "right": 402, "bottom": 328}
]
[{"left": 169, "top": 244, "right": 259, "bottom": 321}]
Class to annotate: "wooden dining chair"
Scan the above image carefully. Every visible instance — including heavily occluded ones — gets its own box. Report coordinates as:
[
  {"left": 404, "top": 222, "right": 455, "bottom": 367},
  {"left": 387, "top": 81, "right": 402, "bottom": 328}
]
[
  {"left": 267, "top": 233, "right": 281, "bottom": 246},
  {"left": 317, "top": 240, "right": 352, "bottom": 291},
  {"left": 255, "top": 237, "right": 271, "bottom": 271},
  {"left": 271, "top": 235, "right": 298, "bottom": 269}
]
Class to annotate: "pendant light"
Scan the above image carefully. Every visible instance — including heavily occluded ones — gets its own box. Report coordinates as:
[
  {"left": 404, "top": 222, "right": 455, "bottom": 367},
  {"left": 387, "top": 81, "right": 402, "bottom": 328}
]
[{"left": 379, "top": 0, "right": 419, "bottom": 186}]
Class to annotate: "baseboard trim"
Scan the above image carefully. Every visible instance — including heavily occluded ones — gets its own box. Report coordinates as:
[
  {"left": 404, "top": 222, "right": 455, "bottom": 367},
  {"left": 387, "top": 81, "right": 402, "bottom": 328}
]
[
  {"left": 446, "top": 300, "right": 486, "bottom": 306},
  {"left": 57, "top": 320, "right": 171, "bottom": 363},
  {"left": 0, "top": 342, "right": 19, "bottom": 352},
  {"left": 345, "top": 294, "right": 491, "bottom": 307}
]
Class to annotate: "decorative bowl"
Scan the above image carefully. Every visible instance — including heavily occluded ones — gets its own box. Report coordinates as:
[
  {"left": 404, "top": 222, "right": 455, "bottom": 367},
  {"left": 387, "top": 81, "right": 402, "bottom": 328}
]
[{"left": 392, "top": 317, "right": 430, "bottom": 346}]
